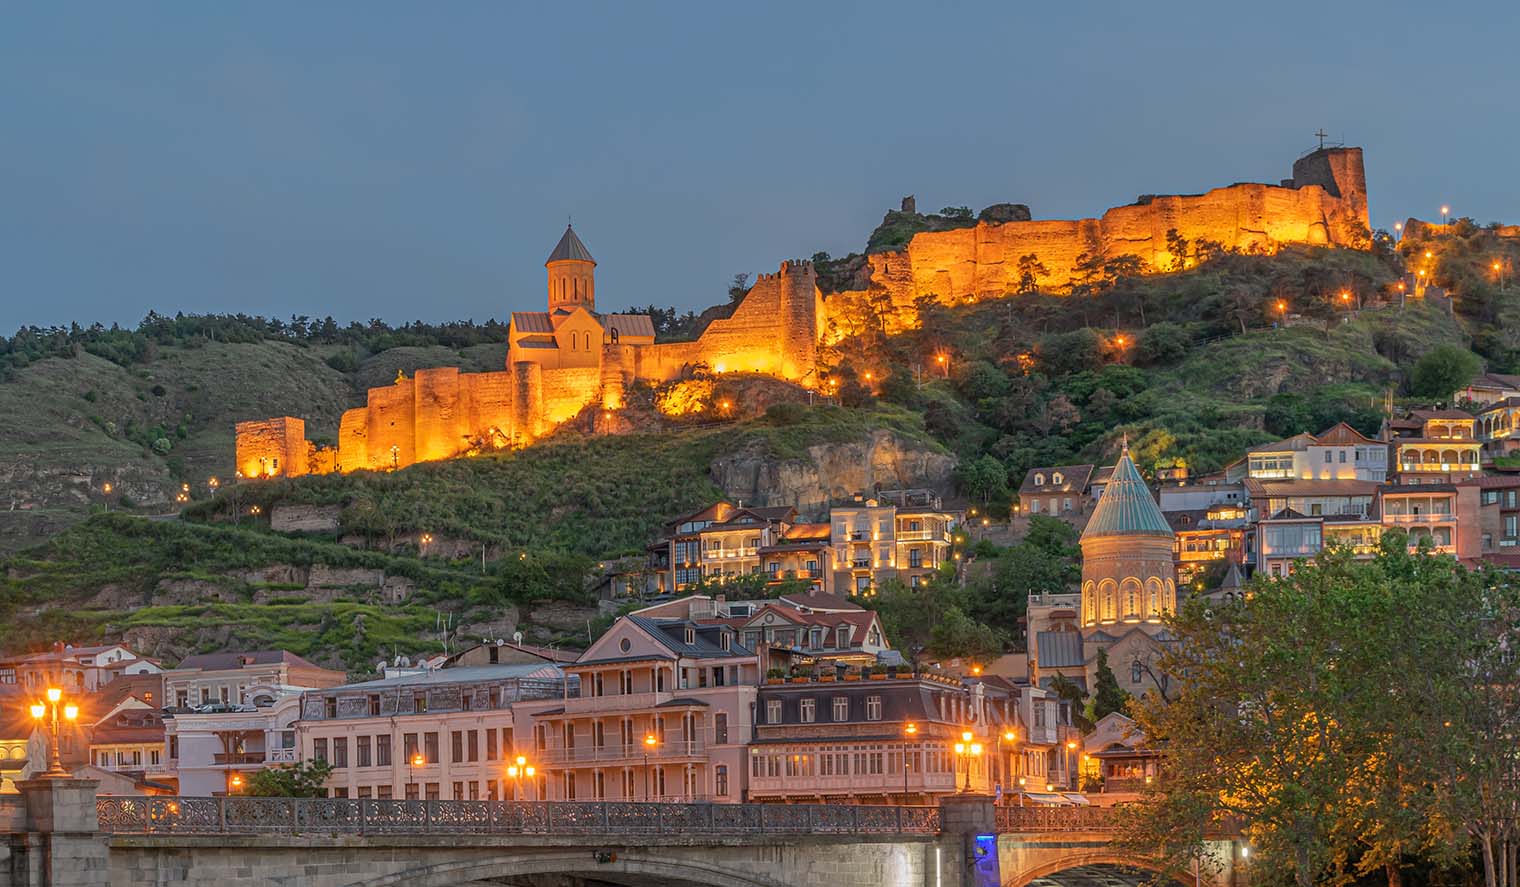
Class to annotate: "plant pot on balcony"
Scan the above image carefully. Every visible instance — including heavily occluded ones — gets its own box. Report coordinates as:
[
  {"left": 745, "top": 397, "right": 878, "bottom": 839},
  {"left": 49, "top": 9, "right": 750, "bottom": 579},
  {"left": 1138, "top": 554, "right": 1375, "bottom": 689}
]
[
  {"left": 819, "top": 674, "right": 837, "bottom": 682},
  {"left": 843, "top": 673, "right": 862, "bottom": 681},
  {"left": 765, "top": 678, "right": 785, "bottom": 685},
  {"left": 868, "top": 673, "right": 888, "bottom": 680},
  {"left": 790, "top": 677, "right": 810, "bottom": 684}
]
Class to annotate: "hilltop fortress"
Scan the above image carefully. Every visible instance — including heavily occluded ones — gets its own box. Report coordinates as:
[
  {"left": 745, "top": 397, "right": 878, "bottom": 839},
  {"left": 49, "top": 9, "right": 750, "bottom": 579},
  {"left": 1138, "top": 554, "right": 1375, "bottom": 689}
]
[
  {"left": 236, "top": 145, "right": 1368, "bottom": 479},
  {"left": 833, "top": 146, "right": 1368, "bottom": 327}
]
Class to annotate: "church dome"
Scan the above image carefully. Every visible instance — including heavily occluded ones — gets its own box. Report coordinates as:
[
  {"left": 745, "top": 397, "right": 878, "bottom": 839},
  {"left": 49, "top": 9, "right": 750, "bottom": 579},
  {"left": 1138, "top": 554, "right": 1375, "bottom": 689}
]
[{"left": 1081, "top": 446, "right": 1172, "bottom": 540}]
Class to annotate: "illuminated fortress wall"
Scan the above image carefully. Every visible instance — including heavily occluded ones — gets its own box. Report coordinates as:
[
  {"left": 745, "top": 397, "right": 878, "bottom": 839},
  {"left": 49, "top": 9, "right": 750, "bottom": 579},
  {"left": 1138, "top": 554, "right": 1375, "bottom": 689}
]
[{"left": 833, "top": 147, "right": 1369, "bottom": 328}]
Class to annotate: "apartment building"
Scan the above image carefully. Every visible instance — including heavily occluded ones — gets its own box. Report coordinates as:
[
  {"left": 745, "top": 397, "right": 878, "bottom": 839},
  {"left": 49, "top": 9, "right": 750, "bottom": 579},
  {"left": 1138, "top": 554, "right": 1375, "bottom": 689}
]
[
  {"left": 0, "top": 643, "right": 161, "bottom": 694},
  {"left": 1390, "top": 410, "right": 1482, "bottom": 482},
  {"left": 1475, "top": 398, "right": 1520, "bottom": 457},
  {"left": 529, "top": 611, "right": 760, "bottom": 803},
  {"left": 297, "top": 662, "right": 566, "bottom": 800},
  {"left": 830, "top": 491, "right": 957, "bottom": 593},
  {"left": 1018, "top": 465, "right": 1097, "bottom": 523},
  {"left": 758, "top": 523, "right": 833, "bottom": 594},
  {"left": 1253, "top": 482, "right": 1481, "bottom": 575},
  {"left": 1232, "top": 422, "right": 1389, "bottom": 483}
]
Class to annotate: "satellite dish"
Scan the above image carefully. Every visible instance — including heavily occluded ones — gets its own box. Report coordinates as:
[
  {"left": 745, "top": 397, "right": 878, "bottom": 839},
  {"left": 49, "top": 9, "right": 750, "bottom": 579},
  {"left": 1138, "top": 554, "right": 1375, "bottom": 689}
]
[
  {"left": 512, "top": 631, "right": 524, "bottom": 645},
  {"left": 495, "top": 638, "right": 505, "bottom": 646}
]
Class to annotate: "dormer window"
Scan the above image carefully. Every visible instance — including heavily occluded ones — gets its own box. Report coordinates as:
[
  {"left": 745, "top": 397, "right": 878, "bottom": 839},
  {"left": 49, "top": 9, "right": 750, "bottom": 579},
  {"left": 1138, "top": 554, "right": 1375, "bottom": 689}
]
[
  {"left": 1034, "top": 473, "right": 1045, "bottom": 486},
  {"left": 684, "top": 627, "right": 696, "bottom": 645},
  {"left": 720, "top": 633, "right": 731, "bottom": 652},
  {"left": 1053, "top": 472, "right": 1064, "bottom": 485}
]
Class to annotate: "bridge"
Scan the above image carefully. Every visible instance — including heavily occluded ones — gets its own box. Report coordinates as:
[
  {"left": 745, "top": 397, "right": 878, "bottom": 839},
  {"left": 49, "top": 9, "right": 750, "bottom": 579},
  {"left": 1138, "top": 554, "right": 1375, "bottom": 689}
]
[{"left": 0, "top": 778, "right": 1248, "bottom": 887}]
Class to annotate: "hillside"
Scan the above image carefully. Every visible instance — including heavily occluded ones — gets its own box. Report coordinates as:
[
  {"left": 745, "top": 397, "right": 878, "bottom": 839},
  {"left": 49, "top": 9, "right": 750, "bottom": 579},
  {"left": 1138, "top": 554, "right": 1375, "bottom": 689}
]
[{"left": 3, "top": 221, "right": 1515, "bottom": 672}]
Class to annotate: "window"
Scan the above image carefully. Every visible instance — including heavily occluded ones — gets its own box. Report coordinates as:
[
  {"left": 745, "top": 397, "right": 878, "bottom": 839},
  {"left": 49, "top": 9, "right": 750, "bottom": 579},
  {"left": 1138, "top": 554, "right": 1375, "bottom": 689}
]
[
  {"left": 766, "top": 699, "right": 782, "bottom": 723},
  {"left": 376, "top": 735, "right": 391, "bottom": 767},
  {"left": 413, "top": 692, "right": 428, "bottom": 714},
  {"left": 324, "top": 697, "right": 337, "bottom": 718},
  {"left": 833, "top": 697, "right": 849, "bottom": 721},
  {"left": 721, "top": 633, "right": 731, "bottom": 652},
  {"left": 452, "top": 782, "right": 464, "bottom": 801},
  {"left": 425, "top": 783, "right": 439, "bottom": 801},
  {"left": 800, "top": 699, "right": 816, "bottom": 723},
  {"left": 368, "top": 694, "right": 381, "bottom": 716},
  {"left": 424, "top": 732, "right": 439, "bottom": 764},
  {"left": 357, "top": 736, "right": 372, "bottom": 768},
  {"left": 715, "top": 713, "right": 728, "bottom": 745},
  {"left": 332, "top": 738, "right": 348, "bottom": 768},
  {"left": 1131, "top": 662, "right": 1143, "bottom": 685},
  {"left": 715, "top": 765, "right": 729, "bottom": 797},
  {"left": 378, "top": 785, "right": 392, "bottom": 800},
  {"left": 451, "top": 731, "right": 464, "bottom": 763},
  {"left": 909, "top": 549, "right": 922, "bottom": 568},
  {"left": 313, "top": 739, "right": 328, "bottom": 763},
  {"left": 865, "top": 695, "right": 882, "bottom": 721},
  {"left": 486, "top": 730, "right": 498, "bottom": 761},
  {"left": 684, "top": 627, "right": 696, "bottom": 645},
  {"left": 467, "top": 730, "right": 479, "bottom": 762}
]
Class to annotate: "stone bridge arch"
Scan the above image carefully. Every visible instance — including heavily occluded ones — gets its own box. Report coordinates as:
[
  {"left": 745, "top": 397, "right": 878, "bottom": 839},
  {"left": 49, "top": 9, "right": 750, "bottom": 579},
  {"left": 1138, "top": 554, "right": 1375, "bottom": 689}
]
[
  {"left": 345, "top": 848, "right": 792, "bottom": 887},
  {"left": 1005, "top": 857, "right": 1169, "bottom": 887}
]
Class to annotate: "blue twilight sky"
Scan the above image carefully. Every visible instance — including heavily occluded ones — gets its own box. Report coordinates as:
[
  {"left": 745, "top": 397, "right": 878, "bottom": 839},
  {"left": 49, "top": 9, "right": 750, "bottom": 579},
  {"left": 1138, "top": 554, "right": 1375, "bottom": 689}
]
[{"left": 3, "top": 2, "right": 1518, "bottom": 332}]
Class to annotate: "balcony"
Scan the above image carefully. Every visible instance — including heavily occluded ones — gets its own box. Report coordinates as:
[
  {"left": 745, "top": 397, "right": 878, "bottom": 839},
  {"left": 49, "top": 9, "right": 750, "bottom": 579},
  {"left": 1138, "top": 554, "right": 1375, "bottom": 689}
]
[
  {"left": 896, "top": 530, "right": 948, "bottom": 543},
  {"left": 562, "top": 691, "right": 674, "bottom": 715},
  {"left": 540, "top": 740, "right": 705, "bottom": 766},
  {"left": 747, "top": 769, "right": 981, "bottom": 798},
  {"left": 1381, "top": 512, "right": 1454, "bottom": 524},
  {"left": 212, "top": 752, "right": 266, "bottom": 766},
  {"left": 267, "top": 747, "right": 299, "bottom": 763}
]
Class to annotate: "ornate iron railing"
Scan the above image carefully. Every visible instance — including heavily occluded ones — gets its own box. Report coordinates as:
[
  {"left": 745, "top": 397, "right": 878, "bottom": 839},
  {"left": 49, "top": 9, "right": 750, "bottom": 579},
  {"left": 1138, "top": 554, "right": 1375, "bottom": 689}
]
[
  {"left": 996, "top": 805, "right": 1120, "bottom": 832},
  {"left": 96, "top": 797, "right": 944, "bottom": 836}
]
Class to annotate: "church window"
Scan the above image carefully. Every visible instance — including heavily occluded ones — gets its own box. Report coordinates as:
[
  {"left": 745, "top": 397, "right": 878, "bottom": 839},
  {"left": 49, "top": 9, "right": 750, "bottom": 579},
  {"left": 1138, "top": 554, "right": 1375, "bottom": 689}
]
[
  {"left": 1122, "top": 580, "right": 1140, "bottom": 617},
  {"left": 610, "top": 328, "right": 619, "bottom": 344},
  {"left": 1131, "top": 661, "right": 1143, "bottom": 685}
]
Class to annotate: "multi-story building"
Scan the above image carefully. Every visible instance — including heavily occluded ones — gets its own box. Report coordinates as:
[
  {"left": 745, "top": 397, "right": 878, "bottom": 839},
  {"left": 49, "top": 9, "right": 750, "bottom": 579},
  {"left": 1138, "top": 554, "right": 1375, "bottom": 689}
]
[
  {"left": 758, "top": 523, "right": 833, "bottom": 594},
  {"left": 87, "top": 697, "right": 168, "bottom": 787},
  {"left": 1230, "top": 422, "right": 1389, "bottom": 483},
  {"left": 162, "top": 650, "right": 347, "bottom": 710},
  {"left": 650, "top": 502, "right": 797, "bottom": 593},
  {"left": 162, "top": 650, "right": 347, "bottom": 795},
  {"left": 0, "top": 644, "right": 161, "bottom": 694},
  {"left": 296, "top": 661, "right": 566, "bottom": 800},
  {"left": 747, "top": 673, "right": 1019, "bottom": 803},
  {"left": 1475, "top": 398, "right": 1520, "bottom": 457},
  {"left": 529, "top": 610, "right": 760, "bottom": 803},
  {"left": 1389, "top": 409, "right": 1482, "bottom": 482},
  {"left": 1457, "top": 372, "right": 1520, "bottom": 407},
  {"left": 1167, "top": 503, "right": 1251, "bottom": 582},
  {"left": 829, "top": 492, "right": 957, "bottom": 593},
  {"left": 1463, "top": 475, "right": 1520, "bottom": 554},
  {"left": 707, "top": 598, "right": 890, "bottom": 672}
]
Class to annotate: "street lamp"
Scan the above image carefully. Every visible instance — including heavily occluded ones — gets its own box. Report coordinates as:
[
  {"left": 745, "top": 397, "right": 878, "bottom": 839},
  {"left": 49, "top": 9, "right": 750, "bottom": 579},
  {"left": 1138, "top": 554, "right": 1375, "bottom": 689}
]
[
  {"left": 1441, "top": 205, "right": 1450, "bottom": 224},
  {"left": 996, "top": 729, "right": 1017, "bottom": 802},
  {"left": 643, "top": 733, "right": 659, "bottom": 800},
  {"left": 506, "top": 754, "right": 535, "bottom": 801},
  {"left": 902, "top": 722, "right": 917, "bottom": 804},
  {"left": 953, "top": 730, "right": 982, "bottom": 793},
  {"left": 1064, "top": 739, "right": 1078, "bottom": 790},
  {"left": 409, "top": 751, "right": 425, "bottom": 795},
  {"left": 229, "top": 774, "right": 244, "bottom": 793},
  {"left": 30, "top": 687, "right": 79, "bottom": 777}
]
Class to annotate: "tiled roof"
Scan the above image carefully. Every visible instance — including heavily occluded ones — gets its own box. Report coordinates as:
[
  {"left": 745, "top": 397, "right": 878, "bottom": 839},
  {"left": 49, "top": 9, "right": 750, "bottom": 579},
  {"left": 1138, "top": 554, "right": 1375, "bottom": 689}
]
[
  {"left": 1410, "top": 408, "right": 1474, "bottom": 421},
  {"left": 511, "top": 312, "right": 555, "bottom": 334},
  {"left": 1246, "top": 432, "right": 1318, "bottom": 454},
  {"left": 1081, "top": 448, "right": 1171, "bottom": 540},
  {"left": 1315, "top": 422, "right": 1382, "bottom": 446},
  {"left": 625, "top": 616, "right": 754, "bottom": 660},
  {"left": 602, "top": 314, "right": 656, "bottom": 339},
  {"left": 777, "top": 590, "right": 861, "bottom": 612},
  {"left": 1019, "top": 464, "right": 1095, "bottom": 495},
  {"left": 1243, "top": 478, "right": 1380, "bottom": 498},
  {"left": 546, "top": 225, "right": 595, "bottom": 264}
]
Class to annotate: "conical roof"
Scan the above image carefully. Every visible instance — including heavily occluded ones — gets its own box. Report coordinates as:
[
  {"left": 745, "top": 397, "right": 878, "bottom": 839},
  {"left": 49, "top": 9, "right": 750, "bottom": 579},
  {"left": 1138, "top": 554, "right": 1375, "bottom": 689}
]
[
  {"left": 1081, "top": 444, "right": 1173, "bottom": 540},
  {"left": 546, "top": 224, "right": 596, "bottom": 265}
]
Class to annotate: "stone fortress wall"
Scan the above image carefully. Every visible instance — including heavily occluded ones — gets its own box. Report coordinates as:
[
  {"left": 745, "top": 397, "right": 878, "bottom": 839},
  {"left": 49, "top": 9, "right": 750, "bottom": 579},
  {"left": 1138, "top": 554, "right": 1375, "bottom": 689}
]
[
  {"left": 235, "top": 261, "right": 825, "bottom": 478},
  {"left": 236, "top": 145, "right": 1369, "bottom": 480},
  {"left": 834, "top": 147, "right": 1369, "bottom": 328}
]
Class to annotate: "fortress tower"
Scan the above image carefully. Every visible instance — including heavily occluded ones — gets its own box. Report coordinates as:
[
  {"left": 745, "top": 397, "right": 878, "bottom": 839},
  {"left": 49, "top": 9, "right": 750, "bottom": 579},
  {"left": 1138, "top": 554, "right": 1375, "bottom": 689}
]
[
  {"left": 1289, "top": 146, "right": 1369, "bottom": 244},
  {"left": 545, "top": 224, "right": 596, "bottom": 313}
]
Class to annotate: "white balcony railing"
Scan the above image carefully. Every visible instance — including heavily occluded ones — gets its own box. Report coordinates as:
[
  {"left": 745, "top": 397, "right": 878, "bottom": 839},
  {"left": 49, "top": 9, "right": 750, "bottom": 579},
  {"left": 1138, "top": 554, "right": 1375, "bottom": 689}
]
[{"left": 562, "top": 691, "right": 674, "bottom": 714}]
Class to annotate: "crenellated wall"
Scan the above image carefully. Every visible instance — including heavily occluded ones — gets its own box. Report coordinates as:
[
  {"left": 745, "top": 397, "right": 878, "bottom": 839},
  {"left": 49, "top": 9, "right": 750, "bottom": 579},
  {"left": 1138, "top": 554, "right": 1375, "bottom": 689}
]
[{"left": 832, "top": 147, "right": 1370, "bottom": 330}]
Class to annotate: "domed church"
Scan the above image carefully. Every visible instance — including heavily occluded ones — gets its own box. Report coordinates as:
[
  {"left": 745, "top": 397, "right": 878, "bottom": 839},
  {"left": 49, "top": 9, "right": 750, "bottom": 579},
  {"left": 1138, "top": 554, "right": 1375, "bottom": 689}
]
[{"left": 1078, "top": 440, "right": 1177, "bottom": 696}]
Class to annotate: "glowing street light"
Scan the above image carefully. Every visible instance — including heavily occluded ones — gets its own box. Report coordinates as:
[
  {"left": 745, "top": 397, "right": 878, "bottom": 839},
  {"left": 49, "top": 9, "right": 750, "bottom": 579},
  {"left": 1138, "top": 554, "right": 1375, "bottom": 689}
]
[
  {"left": 643, "top": 733, "right": 659, "bottom": 800},
  {"left": 229, "top": 774, "right": 244, "bottom": 792},
  {"left": 1441, "top": 205, "right": 1450, "bottom": 224},
  {"left": 902, "top": 722, "right": 918, "bottom": 803},
  {"left": 30, "top": 687, "right": 80, "bottom": 777},
  {"left": 1275, "top": 299, "right": 1287, "bottom": 315},
  {"left": 506, "top": 754, "right": 535, "bottom": 800}
]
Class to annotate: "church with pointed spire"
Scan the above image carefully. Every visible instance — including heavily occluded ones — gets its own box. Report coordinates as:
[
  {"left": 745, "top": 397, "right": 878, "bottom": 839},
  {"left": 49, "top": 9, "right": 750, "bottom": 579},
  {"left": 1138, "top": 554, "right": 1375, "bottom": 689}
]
[{"left": 1077, "top": 440, "right": 1178, "bottom": 696}]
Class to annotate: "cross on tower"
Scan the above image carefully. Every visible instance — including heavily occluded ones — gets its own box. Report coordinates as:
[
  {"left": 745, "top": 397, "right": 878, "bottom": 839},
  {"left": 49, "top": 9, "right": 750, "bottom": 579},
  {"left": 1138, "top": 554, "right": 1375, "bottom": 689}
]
[{"left": 1314, "top": 128, "right": 1328, "bottom": 150}]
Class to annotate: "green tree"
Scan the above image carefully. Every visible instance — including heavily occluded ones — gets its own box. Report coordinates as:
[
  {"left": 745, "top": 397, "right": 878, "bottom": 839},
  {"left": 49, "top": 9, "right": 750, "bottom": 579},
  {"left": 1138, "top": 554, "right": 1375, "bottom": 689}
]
[
  {"left": 955, "top": 455, "right": 1009, "bottom": 505},
  {"left": 1091, "top": 648, "right": 1129, "bottom": 720},
  {"left": 1016, "top": 253, "right": 1049, "bottom": 294},
  {"left": 1135, "top": 322, "right": 1191, "bottom": 366},
  {"left": 243, "top": 759, "right": 334, "bottom": 797},
  {"left": 1409, "top": 344, "right": 1481, "bottom": 400},
  {"left": 930, "top": 605, "right": 1004, "bottom": 661}
]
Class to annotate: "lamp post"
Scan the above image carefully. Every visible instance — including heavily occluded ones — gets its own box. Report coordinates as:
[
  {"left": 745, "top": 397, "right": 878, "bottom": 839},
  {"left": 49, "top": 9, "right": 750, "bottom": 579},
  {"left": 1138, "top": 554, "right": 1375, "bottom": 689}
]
[
  {"left": 1441, "top": 205, "right": 1450, "bottom": 225},
  {"left": 228, "top": 773, "right": 244, "bottom": 794},
  {"left": 1064, "top": 739, "right": 1078, "bottom": 790},
  {"left": 29, "top": 687, "right": 80, "bottom": 777},
  {"left": 409, "top": 752, "right": 425, "bottom": 796},
  {"left": 953, "top": 730, "right": 982, "bottom": 793},
  {"left": 506, "top": 755, "right": 535, "bottom": 801},
  {"left": 997, "top": 729, "right": 1016, "bottom": 803},
  {"left": 643, "top": 733, "right": 658, "bottom": 800},
  {"left": 902, "top": 722, "right": 917, "bottom": 805}
]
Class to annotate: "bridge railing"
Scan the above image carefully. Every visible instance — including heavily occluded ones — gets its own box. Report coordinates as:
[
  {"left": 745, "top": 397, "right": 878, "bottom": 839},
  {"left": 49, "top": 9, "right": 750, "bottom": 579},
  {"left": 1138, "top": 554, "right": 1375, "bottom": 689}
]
[
  {"left": 96, "top": 797, "right": 943, "bottom": 837},
  {"left": 996, "top": 806, "right": 1121, "bottom": 832}
]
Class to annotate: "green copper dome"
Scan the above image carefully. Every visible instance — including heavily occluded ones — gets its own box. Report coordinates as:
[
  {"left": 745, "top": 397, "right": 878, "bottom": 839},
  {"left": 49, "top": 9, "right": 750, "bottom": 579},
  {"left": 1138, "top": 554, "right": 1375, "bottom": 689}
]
[{"left": 1081, "top": 447, "right": 1173, "bottom": 540}]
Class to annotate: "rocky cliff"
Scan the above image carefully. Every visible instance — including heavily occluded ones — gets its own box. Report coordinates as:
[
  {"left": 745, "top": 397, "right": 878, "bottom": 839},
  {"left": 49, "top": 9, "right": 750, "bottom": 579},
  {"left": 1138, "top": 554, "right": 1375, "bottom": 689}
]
[{"left": 710, "top": 428, "right": 955, "bottom": 515}]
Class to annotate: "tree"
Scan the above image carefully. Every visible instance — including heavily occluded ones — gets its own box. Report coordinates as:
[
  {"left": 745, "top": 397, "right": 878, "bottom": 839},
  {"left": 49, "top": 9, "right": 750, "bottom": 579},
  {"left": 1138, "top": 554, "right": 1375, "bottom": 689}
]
[
  {"left": 1409, "top": 344, "right": 1482, "bottom": 400},
  {"left": 1091, "top": 649, "right": 1129, "bottom": 720},
  {"left": 243, "top": 759, "right": 334, "bottom": 797},
  {"left": 1135, "top": 322, "right": 1191, "bottom": 366},
  {"left": 1016, "top": 254, "right": 1049, "bottom": 294},
  {"left": 956, "top": 455, "right": 1009, "bottom": 505},
  {"left": 727, "top": 273, "right": 752, "bottom": 305},
  {"left": 930, "top": 605, "right": 1004, "bottom": 661},
  {"left": 939, "top": 206, "right": 973, "bottom": 220},
  {"left": 1164, "top": 228, "right": 1191, "bottom": 272}
]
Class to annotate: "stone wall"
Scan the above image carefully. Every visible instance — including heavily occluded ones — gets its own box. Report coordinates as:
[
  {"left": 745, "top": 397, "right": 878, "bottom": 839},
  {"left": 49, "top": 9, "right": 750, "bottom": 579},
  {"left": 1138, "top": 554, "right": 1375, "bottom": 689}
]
[
  {"left": 831, "top": 147, "right": 1370, "bottom": 330},
  {"left": 233, "top": 417, "right": 307, "bottom": 479}
]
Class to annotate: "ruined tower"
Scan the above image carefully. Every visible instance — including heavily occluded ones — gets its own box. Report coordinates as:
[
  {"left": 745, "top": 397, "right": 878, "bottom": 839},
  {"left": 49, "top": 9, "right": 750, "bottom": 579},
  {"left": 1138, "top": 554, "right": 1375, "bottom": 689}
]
[
  {"left": 1289, "top": 146, "right": 1369, "bottom": 244},
  {"left": 546, "top": 224, "right": 596, "bottom": 313},
  {"left": 777, "top": 259, "right": 824, "bottom": 381}
]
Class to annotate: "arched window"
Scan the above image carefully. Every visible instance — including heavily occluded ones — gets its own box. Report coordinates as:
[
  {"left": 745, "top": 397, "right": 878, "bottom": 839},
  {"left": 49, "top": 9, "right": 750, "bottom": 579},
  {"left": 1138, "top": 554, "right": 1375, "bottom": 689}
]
[
  {"left": 1121, "top": 578, "right": 1142, "bottom": 617},
  {"left": 1099, "top": 580, "right": 1117, "bottom": 621},
  {"left": 1034, "top": 473, "right": 1045, "bottom": 486},
  {"left": 1145, "top": 578, "right": 1164, "bottom": 616},
  {"left": 610, "top": 328, "right": 619, "bottom": 345},
  {"left": 1082, "top": 581, "right": 1096, "bottom": 624},
  {"left": 1053, "top": 472, "right": 1064, "bottom": 485},
  {"left": 1131, "top": 661, "right": 1143, "bottom": 685}
]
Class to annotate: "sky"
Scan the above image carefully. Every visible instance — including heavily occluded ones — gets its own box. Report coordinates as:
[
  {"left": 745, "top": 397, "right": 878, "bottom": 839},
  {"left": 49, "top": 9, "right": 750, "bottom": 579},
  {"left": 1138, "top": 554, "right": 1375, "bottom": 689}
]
[{"left": 3, "top": 2, "right": 1518, "bottom": 332}]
